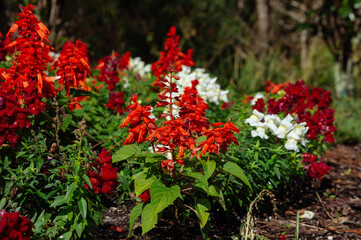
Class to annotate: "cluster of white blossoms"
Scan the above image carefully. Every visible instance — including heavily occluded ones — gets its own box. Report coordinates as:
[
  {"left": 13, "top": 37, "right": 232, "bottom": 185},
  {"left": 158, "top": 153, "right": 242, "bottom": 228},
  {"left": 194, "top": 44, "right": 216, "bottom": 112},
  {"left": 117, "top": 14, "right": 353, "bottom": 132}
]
[
  {"left": 176, "top": 66, "right": 229, "bottom": 105},
  {"left": 245, "top": 109, "right": 309, "bottom": 152},
  {"left": 123, "top": 57, "right": 152, "bottom": 88},
  {"left": 129, "top": 57, "right": 152, "bottom": 77}
]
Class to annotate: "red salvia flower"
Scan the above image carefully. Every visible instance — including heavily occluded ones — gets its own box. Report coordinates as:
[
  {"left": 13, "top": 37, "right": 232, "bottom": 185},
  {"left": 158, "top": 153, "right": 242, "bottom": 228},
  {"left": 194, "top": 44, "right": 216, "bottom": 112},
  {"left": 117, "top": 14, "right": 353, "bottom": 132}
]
[
  {"left": 151, "top": 26, "right": 194, "bottom": 78},
  {"left": 199, "top": 121, "right": 239, "bottom": 157},
  {"left": 161, "top": 159, "right": 175, "bottom": 171},
  {"left": 120, "top": 95, "right": 156, "bottom": 145},
  {"left": 0, "top": 4, "right": 57, "bottom": 146},
  {"left": 178, "top": 80, "right": 209, "bottom": 135},
  {"left": 53, "top": 39, "right": 91, "bottom": 97},
  {"left": 1, "top": 4, "right": 56, "bottom": 99},
  {"left": 120, "top": 28, "right": 239, "bottom": 168}
]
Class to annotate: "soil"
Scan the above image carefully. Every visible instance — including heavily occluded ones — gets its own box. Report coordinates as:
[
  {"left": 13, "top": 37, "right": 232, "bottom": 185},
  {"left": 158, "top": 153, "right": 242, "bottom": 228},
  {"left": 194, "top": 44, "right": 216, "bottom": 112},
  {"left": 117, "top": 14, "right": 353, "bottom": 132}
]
[{"left": 96, "top": 144, "right": 361, "bottom": 240}]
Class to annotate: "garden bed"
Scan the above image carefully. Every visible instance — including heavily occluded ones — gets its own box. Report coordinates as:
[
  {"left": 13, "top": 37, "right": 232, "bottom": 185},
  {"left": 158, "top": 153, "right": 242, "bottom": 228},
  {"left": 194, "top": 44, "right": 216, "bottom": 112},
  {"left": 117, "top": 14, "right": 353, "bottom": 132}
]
[{"left": 98, "top": 144, "right": 361, "bottom": 239}]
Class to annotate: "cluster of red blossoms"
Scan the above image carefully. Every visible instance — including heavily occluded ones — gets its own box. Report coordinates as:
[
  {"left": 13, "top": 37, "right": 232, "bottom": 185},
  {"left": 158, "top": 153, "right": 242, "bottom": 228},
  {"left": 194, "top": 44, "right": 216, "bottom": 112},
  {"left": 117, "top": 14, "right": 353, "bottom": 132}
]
[
  {"left": 0, "top": 209, "right": 33, "bottom": 240},
  {"left": 301, "top": 153, "right": 331, "bottom": 180},
  {"left": 120, "top": 27, "right": 239, "bottom": 173},
  {"left": 0, "top": 5, "right": 56, "bottom": 146},
  {"left": 96, "top": 51, "right": 131, "bottom": 114},
  {"left": 52, "top": 39, "right": 91, "bottom": 111},
  {"left": 0, "top": 5, "right": 92, "bottom": 146},
  {"left": 138, "top": 189, "right": 151, "bottom": 203},
  {"left": 84, "top": 148, "right": 119, "bottom": 195},
  {"left": 1, "top": 4, "right": 56, "bottom": 99},
  {"left": 0, "top": 90, "right": 31, "bottom": 146},
  {"left": 151, "top": 26, "right": 194, "bottom": 78},
  {"left": 253, "top": 80, "right": 336, "bottom": 143}
]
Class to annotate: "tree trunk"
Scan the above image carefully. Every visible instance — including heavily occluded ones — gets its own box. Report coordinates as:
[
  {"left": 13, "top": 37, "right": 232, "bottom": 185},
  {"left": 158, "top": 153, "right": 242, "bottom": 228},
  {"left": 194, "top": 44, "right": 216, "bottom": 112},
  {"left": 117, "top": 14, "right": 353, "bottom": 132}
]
[
  {"left": 300, "top": 29, "right": 308, "bottom": 72},
  {"left": 256, "top": 0, "right": 269, "bottom": 53}
]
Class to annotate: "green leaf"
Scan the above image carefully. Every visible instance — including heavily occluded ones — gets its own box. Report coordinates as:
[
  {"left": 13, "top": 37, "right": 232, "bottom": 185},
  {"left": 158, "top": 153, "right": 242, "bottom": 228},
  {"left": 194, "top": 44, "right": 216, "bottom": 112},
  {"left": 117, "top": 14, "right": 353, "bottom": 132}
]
[
  {"left": 202, "top": 160, "right": 216, "bottom": 179},
  {"left": 182, "top": 172, "right": 209, "bottom": 193},
  {"left": 113, "top": 144, "right": 141, "bottom": 163},
  {"left": 82, "top": 175, "right": 93, "bottom": 190},
  {"left": 209, "top": 185, "right": 226, "bottom": 211},
  {"left": 208, "top": 185, "right": 221, "bottom": 198},
  {"left": 33, "top": 210, "right": 50, "bottom": 230},
  {"left": 195, "top": 198, "right": 211, "bottom": 228},
  {"left": 61, "top": 115, "right": 72, "bottom": 132},
  {"left": 0, "top": 198, "right": 6, "bottom": 209},
  {"left": 134, "top": 172, "right": 156, "bottom": 197},
  {"left": 50, "top": 195, "right": 67, "bottom": 208},
  {"left": 141, "top": 204, "right": 158, "bottom": 235},
  {"left": 128, "top": 203, "right": 144, "bottom": 236},
  {"left": 4, "top": 157, "right": 10, "bottom": 169},
  {"left": 74, "top": 216, "right": 84, "bottom": 237},
  {"left": 78, "top": 197, "right": 87, "bottom": 219},
  {"left": 150, "top": 182, "right": 181, "bottom": 215},
  {"left": 141, "top": 182, "right": 181, "bottom": 234},
  {"left": 223, "top": 162, "right": 252, "bottom": 190},
  {"left": 74, "top": 160, "right": 80, "bottom": 175},
  {"left": 70, "top": 88, "right": 94, "bottom": 97},
  {"left": 62, "top": 231, "right": 73, "bottom": 240},
  {"left": 66, "top": 182, "right": 77, "bottom": 200}
]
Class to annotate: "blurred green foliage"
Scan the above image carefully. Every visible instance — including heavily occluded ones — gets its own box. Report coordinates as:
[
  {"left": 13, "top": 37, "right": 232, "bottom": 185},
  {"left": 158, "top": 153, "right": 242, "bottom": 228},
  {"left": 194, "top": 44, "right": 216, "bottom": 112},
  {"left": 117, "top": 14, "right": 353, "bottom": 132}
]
[{"left": 333, "top": 98, "right": 361, "bottom": 144}]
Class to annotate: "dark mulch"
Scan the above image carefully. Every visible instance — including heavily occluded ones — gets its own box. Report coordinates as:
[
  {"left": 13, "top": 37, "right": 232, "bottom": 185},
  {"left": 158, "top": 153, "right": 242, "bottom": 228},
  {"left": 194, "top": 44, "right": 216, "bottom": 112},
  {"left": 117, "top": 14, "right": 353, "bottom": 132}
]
[{"left": 96, "top": 144, "right": 361, "bottom": 240}]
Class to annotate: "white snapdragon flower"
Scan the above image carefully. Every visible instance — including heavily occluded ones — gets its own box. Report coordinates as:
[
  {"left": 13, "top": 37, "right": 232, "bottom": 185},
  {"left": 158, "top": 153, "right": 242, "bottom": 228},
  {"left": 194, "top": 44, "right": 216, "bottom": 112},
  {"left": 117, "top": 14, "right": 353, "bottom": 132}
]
[
  {"left": 264, "top": 114, "right": 281, "bottom": 134},
  {"left": 291, "top": 123, "right": 308, "bottom": 138},
  {"left": 245, "top": 109, "right": 265, "bottom": 126},
  {"left": 251, "top": 122, "right": 269, "bottom": 139},
  {"left": 274, "top": 114, "right": 293, "bottom": 139},
  {"left": 284, "top": 137, "right": 299, "bottom": 152},
  {"left": 284, "top": 122, "right": 309, "bottom": 151},
  {"left": 251, "top": 92, "right": 265, "bottom": 105}
]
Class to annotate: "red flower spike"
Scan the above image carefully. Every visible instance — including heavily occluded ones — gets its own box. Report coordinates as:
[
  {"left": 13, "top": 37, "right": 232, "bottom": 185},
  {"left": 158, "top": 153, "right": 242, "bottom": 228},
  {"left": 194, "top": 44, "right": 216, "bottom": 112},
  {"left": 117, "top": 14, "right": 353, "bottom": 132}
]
[
  {"left": 53, "top": 39, "right": 91, "bottom": 97},
  {"left": 120, "top": 96, "right": 156, "bottom": 145},
  {"left": 151, "top": 26, "right": 194, "bottom": 78},
  {"left": 199, "top": 121, "right": 239, "bottom": 157}
]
